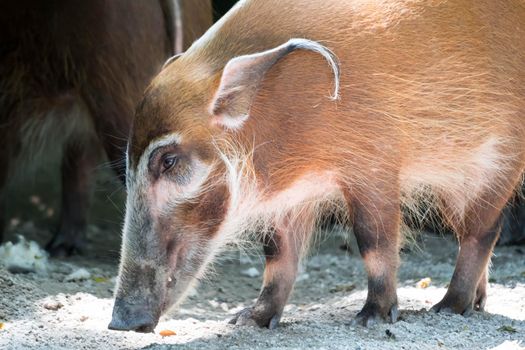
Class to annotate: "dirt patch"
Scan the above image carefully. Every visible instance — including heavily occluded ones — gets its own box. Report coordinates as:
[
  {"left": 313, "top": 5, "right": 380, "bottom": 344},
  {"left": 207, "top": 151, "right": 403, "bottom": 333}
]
[{"left": 1, "top": 230, "right": 524, "bottom": 350}]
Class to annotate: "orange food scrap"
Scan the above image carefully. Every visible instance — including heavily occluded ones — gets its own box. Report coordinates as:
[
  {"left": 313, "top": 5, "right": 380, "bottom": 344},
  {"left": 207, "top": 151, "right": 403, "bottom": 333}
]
[
  {"left": 0, "top": 322, "right": 4, "bottom": 330},
  {"left": 159, "top": 329, "right": 176, "bottom": 337},
  {"left": 416, "top": 277, "right": 432, "bottom": 289}
]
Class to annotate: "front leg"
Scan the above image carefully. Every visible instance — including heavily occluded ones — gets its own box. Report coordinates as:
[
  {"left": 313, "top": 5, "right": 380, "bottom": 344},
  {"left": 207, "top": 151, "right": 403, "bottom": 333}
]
[
  {"left": 230, "top": 216, "right": 309, "bottom": 329},
  {"left": 46, "top": 138, "right": 100, "bottom": 256},
  {"left": 344, "top": 186, "right": 401, "bottom": 326}
]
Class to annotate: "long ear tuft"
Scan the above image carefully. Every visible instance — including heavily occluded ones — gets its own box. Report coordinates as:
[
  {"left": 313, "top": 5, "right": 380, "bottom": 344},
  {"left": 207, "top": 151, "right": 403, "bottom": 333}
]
[{"left": 209, "top": 38, "right": 340, "bottom": 130}]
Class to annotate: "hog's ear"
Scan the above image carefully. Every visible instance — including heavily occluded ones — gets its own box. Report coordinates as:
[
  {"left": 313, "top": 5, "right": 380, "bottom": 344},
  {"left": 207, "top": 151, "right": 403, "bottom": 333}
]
[{"left": 209, "top": 38, "right": 340, "bottom": 130}]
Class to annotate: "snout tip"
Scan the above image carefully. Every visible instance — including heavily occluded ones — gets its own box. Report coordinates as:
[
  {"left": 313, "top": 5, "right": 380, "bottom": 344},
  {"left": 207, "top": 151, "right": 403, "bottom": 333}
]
[
  {"left": 109, "top": 297, "right": 161, "bottom": 333},
  {"left": 108, "top": 316, "right": 157, "bottom": 333}
]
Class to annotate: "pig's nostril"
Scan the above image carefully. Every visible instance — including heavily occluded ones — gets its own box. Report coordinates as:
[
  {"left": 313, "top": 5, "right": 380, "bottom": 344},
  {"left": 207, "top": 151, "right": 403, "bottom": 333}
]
[{"left": 108, "top": 317, "right": 156, "bottom": 333}]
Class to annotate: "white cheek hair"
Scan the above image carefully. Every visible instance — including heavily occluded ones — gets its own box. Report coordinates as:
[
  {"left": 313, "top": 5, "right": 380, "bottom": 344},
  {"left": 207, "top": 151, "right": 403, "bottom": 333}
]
[
  {"left": 207, "top": 140, "right": 342, "bottom": 259},
  {"left": 130, "top": 132, "right": 217, "bottom": 215},
  {"left": 152, "top": 158, "right": 214, "bottom": 214},
  {"left": 136, "top": 133, "right": 184, "bottom": 180}
]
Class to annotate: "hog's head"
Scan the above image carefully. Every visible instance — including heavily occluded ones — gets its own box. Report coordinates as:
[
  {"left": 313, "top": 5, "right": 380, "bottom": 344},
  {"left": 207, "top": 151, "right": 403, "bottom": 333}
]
[{"left": 108, "top": 39, "right": 339, "bottom": 332}]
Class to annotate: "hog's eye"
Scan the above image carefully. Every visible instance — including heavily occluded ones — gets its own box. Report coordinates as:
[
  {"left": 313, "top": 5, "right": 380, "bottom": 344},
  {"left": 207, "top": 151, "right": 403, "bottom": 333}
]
[{"left": 161, "top": 155, "right": 178, "bottom": 173}]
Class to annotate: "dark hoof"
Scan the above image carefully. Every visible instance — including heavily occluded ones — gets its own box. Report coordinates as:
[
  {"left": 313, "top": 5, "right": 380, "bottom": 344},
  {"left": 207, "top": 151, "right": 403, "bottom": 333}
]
[
  {"left": 431, "top": 294, "right": 477, "bottom": 316},
  {"left": 433, "top": 275, "right": 488, "bottom": 314},
  {"left": 46, "top": 232, "right": 86, "bottom": 257},
  {"left": 229, "top": 307, "right": 281, "bottom": 329},
  {"left": 352, "top": 302, "right": 399, "bottom": 327}
]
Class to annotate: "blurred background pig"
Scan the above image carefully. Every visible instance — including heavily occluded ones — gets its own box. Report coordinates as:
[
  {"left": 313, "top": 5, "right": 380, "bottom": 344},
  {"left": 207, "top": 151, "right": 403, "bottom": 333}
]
[{"left": 0, "top": 0, "right": 213, "bottom": 256}]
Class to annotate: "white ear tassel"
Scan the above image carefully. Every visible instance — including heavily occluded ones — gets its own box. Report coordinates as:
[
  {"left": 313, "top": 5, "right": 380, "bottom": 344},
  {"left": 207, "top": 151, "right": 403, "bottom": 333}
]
[
  {"left": 285, "top": 38, "right": 341, "bottom": 100},
  {"left": 209, "top": 38, "right": 341, "bottom": 130}
]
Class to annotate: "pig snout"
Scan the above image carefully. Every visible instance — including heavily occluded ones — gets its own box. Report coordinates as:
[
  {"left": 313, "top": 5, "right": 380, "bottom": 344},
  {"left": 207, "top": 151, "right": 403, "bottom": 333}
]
[
  {"left": 108, "top": 297, "right": 160, "bottom": 333},
  {"left": 108, "top": 263, "right": 166, "bottom": 333}
]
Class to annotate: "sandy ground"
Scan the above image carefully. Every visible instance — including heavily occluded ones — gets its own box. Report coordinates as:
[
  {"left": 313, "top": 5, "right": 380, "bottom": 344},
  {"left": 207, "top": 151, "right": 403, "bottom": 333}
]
[{"left": 1, "top": 226, "right": 524, "bottom": 350}]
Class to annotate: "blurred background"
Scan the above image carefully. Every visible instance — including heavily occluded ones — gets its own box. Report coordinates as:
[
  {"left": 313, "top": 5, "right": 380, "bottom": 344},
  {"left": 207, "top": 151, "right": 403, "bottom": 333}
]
[{"left": 1, "top": 0, "right": 241, "bottom": 259}]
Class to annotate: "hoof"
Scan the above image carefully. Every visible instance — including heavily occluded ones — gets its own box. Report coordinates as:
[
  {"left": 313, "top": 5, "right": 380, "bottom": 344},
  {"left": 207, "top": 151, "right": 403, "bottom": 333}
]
[
  {"left": 229, "top": 307, "right": 281, "bottom": 329},
  {"left": 46, "top": 232, "right": 86, "bottom": 257},
  {"left": 352, "top": 302, "right": 399, "bottom": 327},
  {"left": 431, "top": 294, "right": 477, "bottom": 316}
]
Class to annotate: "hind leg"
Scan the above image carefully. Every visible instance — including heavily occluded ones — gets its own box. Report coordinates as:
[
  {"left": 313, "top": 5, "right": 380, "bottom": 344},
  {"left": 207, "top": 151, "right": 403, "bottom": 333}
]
[
  {"left": 47, "top": 97, "right": 129, "bottom": 256},
  {"left": 432, "top": 217, "right": 501, "bottom": 314},
  {"left": 230, "top": 214, "right": 312, "bottom": 329},
  {"left": 48, "top": 89, "right": 132, "bottom": 256},
  {"left": 433, "top": 173, "right": 521, "bottom": 314},
  {"left": 343, "top": 183, "right": 401, "bottom": 326},
  {"left": 46, "top": 138, "right": 100, "bottom": 256}
]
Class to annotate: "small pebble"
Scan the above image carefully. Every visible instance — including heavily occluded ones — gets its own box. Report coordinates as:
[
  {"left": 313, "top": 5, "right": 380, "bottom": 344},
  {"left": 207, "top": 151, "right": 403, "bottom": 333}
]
[
  {"left": 43, "top": 301, "right": 63, "bottom": 311},
  {"left": 65, "top": 268, "right": 91, "bottom": 282},
  {"left": 241, "top": 267, "right": 260, "bottom": 278},
  {"left": 385, "top": 329, "right": 396, "bottom": 340}
]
